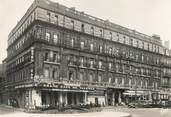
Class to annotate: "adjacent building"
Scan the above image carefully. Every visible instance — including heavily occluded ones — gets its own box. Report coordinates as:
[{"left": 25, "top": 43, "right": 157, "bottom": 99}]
[
  {"left": 2, "top": 0, "right": 171, "bottom": 109},
  {"left": 0, "top": 62, "right": 6, "bottom": 103}
]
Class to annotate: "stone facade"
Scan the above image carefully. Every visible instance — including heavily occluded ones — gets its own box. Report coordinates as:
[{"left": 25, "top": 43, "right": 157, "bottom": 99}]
[{"left": 1, "top": 0, "right": 171, "bottom": 109}]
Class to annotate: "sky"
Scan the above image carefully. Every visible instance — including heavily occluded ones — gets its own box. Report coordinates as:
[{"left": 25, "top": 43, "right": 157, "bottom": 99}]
[{"left": 0, "top": 0, "right": 171, "bottom": 63}]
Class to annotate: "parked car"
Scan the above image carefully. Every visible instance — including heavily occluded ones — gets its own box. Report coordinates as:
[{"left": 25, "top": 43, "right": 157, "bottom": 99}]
[
  {"left": 128, "top": 100, "right": 153, "bottom": 108},
  {"left": 162, "top": 101, "right": 171, "bottom": 108},
  {"left": 127, "top": 102, "right": 137, "bottom": 108}
]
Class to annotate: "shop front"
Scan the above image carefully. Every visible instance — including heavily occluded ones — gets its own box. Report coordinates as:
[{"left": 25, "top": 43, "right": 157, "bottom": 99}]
[
  {"left": 87, "top": 90, "right": 106, "bottom": 106},
  {"left": 123, "top": 90, "right": 150, "bottom": 104}
]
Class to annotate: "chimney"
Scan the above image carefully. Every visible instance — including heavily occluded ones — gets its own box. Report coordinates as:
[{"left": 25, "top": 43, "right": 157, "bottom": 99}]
[
  {"left": 70, "top": 7, "right": 76, "bottom": 11},
  {"left": 164, "top": 40, "right": 170, "bottom": 49},
  {"left": 152, "top": 34, "right": 160, "bottom": 40}
]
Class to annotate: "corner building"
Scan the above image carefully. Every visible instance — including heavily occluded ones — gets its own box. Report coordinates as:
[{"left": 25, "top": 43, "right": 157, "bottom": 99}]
[{"left": 5, "top": 0, "right": 171, "bottom": 108}]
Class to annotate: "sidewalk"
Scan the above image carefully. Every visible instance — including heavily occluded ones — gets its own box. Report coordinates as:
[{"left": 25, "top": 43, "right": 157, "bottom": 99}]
[
  {"left": 0, "top": 104, "right": 132, "bottom": 117},
  {"left": 0, "top": 104, "right": 24, "bottom": 114},
  {"left": 0, "top": 111, "right": 132, "bottom": 117},
  {"left": 102, "top": 106, "right": 132, "bottom": 117}
]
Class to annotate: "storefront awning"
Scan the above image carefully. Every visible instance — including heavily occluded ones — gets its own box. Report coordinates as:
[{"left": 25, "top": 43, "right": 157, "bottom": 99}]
[
  {"left": 41, "top": 88, "right": 89, "bottom": 93},
  {"left": 159, "top": 92, "right": 171, "bottom": 95},
  {"left": 123, "top": 92, "right": 141, "bottom": 96},
  {"left": 123, "top": 90, "right": 148, "bottom": 96}
]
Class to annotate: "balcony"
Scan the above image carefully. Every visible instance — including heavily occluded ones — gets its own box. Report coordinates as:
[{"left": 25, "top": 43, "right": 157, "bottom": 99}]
[
  {"left": 161, "top": 83, "right": 171, "bottom": 88},
  {"left": 77, "top": 62, "right": 86, "bottom": 69},
  {"left": 163, "top": 73, "right": 171, "bottom": 77},
  {"left": 68, "top": 61, "right": 77, "bottom": 67},
  {"left": 44, "top": 61, "right": 60, "bottom": 65},
  {"left": 34, "top": 78, "right": 140, "bottom": 90}
]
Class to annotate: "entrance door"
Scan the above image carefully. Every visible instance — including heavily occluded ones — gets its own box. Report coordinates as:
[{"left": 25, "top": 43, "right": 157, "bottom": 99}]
[
  {"left": 41, "top": 92, "right": 46, "bottom": 105},
  {"left": 67, "top": 93, "right": 72, "bottom": 105},
  {"left": 95, "top": 97, "right": 98, "bottom": 105},
  {"left": 115, "top": 92, "right": 119, "bottom": 105},
  {"left": 54, "top": 92, "right": 58, "bottom": 106},
  {"left": 108, "top": 98, "right": 112, "bottom": 106}
]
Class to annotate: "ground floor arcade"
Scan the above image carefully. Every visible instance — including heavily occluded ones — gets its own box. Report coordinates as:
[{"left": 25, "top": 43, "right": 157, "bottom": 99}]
[{"left": 1, "top": 87, "right": 170, "bottom": 109}]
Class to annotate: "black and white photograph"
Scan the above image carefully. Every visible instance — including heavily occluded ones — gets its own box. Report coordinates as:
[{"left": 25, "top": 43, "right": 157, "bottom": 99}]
[{"left": 0, "top": 0, "right": 171, "bottom": 117}]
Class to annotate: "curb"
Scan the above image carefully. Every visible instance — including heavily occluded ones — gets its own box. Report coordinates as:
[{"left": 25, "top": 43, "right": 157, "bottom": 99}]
[
  {"left": 123, "top": 114, "right": 132, "bottom": 117},
  {"left": 124, "top": 114, "right": 132, "bottom": 117}
]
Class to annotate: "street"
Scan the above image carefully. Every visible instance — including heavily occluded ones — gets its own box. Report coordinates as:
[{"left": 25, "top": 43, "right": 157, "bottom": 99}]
[
  {"left": 0, "top": 105, "right": 171, "bottom": 117},
  {"left": 105, "top": 107, "right": 171, "bottom": 117}
]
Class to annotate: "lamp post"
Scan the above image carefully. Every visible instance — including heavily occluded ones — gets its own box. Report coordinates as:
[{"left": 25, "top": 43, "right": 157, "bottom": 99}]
[{"left": 135, "top": 84, "right": 138, "bottom": 103}]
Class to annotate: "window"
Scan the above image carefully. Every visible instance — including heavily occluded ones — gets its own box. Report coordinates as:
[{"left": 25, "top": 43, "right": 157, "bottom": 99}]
[
  {"left": 109, "top": 47, "right": 112, "bottom": 55},
  {"left": 157, "top": 46, "right": 159, "bottom": 53},
  {"left": 152, "top": 82, "right": 154, "bottom": 88},
  {"left": 100, "top": 29, "right": 103, "bottom": 37},
  {"left": 98, "top": 75, "right": 102, "bottom": 82},
  {"left": 110, "top": 32, "right": 112, "bottom": 40},
  {"left": 73, "top": 56, "right": 77, "bottom": 65},
  {"left": 115, "top": 49, "right": 119, "bottom": 56},
  {"left": 147, "top": 56, "right": 149, "bottom": 62},
  {"left": 134, "top": 79, "right": 137, "bottom": 86},
  {"left": 115, "top": 78, "right": 118, "bottom": 84},
  {"left": 109, "top": 62, "right": 112, "bottom": 70},
  {"left": 90, "top": 59, "right": 94, "bottom": 68},
  {"left": 90, "top": 43, "right": 94, "bottom": 51},
  {"left": 140, "top": 80, "right": 143, "bottom": 87},
  {"left": 136, "top": 40, "right": 139, "bottom": 47},
  {"left": 69, "top": 71, "right": 73, "bottom": 80},
  {"left": 80, "top": 72, "right": 83, "bottom": 81},
  {"left": 116, "top": 64, "right": 119, "bottom": 72},
  {"left": 99, "top": 45, "right": 103, "bottom": 53},
  {"left": 89, "top": 74, "right": 93, "bottom": 82},
  {"left": 80, "top": 41, "right": 84, "bottom": 49},
  {"left": 44, "top": 68, "right": 49, "bottom": 77},
  {"left": 71, "top": 38, "right": 74, "bottom": 47},
  {"left": 53, "top": 34, "right": 58, "bottom": 44},
  {"left": 155, "top": 82, "right": 158, "bottom": 88},
  {"left": 45, "top": 32, "right": 50, "bottom": 41},
  {"left": 71, "top": 20, "right": 74, "bottom": 29},
  {"left": 122, "top": 78, "right": 125, "bottom": 85},
  {"left": 136, "top": 54, "right": 139, "bottom": 61},
  {"left": 91, "top": 27, "right": 94, "bottom": 34},
  {"left": 80, "top": 57, "right": 84, "bottom": 66},
  {"left": 123, "top": 36, "right": 126, "bottom": 44},
  {"left": 129, "top": 79, "right": 132, "bottom": 86},
  {"left": 81, "top": 24, "right": 85, "bottom": 32},
  {"left": 117, "top": 34, "right": 119, "bottom": 42},
  {"left": 122, "top": 65, "right": 126, "bottom": 73},
  {"left": 142, "top": 42, "right": 144, "bottom": 49},
  {"left": 47, "top": 12, "right": 51, "bottom": 22},
  {"left": 147, "top": 43, "right": 149, "bottom": 50},
  {"left": 142, "top": 54, "right": 144, "bottom": 62},
  {"left": 53, "top": 53, "right": 57, "bottom": 62},
  {"left": 49, "top": 51, "right": 53, "bottom": 58},
  {"left": 99, "top": 61, "right": 102, "bottom": 69},
  {"left": 55, "top": 15, "right": 58, "bottom": 24},
  {"left": 109, "top": 77, "right": 112, "bottom": 83},
  {"left": 52, "top": 69, "right": 58, "bottom": 79},
  {"left": 153, "top": 45, "right": 156, "bottom": 52},
  {"left": 135, "top": 68, "right": 139, "bottom": 74},
  {"left": 133, "top": 39, "right": 137, "bottom": 47},
  {"left": 44, "top": 52, "right": 49, "bottom": 61}
]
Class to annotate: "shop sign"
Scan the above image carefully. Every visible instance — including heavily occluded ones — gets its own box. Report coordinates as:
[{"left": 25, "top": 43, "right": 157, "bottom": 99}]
[{"left": 88, "top": 91, "right": 105, "bottom": 96}]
